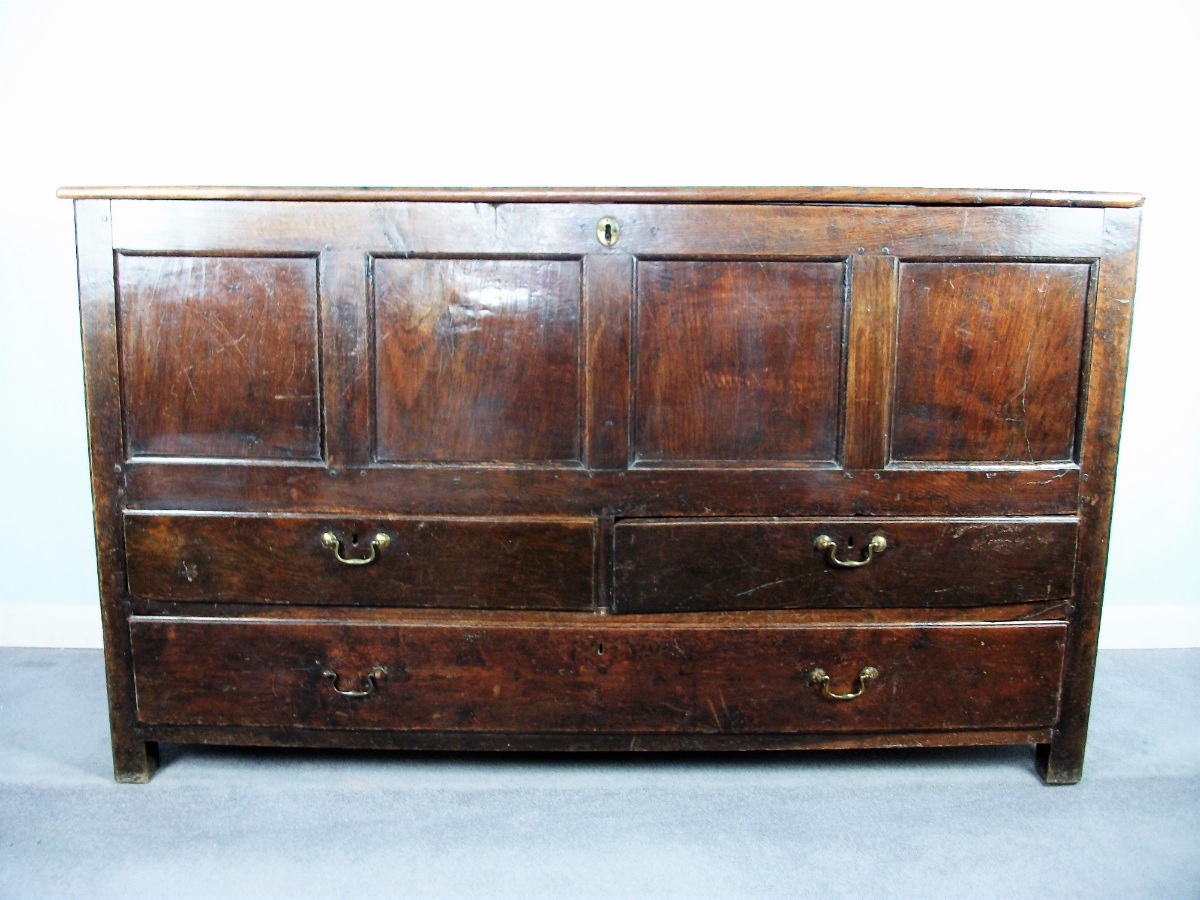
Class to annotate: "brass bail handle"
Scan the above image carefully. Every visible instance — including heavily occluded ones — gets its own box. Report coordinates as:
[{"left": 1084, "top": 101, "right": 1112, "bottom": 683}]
[
  {"left": 814, "top": 534, "right": 887, "bottom": 568},
  {"left": 321, "top": 531, "right": 390, "bottom": 565},
  {"left": 809, "top": 666, "right": 879, "bottom": 701},
  {"left": 323, "top": 665, "right": 387, "bottom": 698}
]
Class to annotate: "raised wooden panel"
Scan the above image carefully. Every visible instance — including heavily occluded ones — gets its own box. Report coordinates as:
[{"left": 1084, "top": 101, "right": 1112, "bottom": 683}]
[
  {"left": 892, "top": 262, "right": 1090, "bottom": 463},
  {"left": 634, "top": 261, "right": 845, "bottom": 463},
  {"left": 116, "top": 255, "right": 320, "bottom": 459},
  {"left": 374, "top": 258, "right": 582, "bottom": 463}
]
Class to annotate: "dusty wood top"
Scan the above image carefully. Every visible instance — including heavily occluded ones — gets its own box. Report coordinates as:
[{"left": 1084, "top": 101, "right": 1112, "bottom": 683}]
[{"left": 56, "top": 185, "right": 1143, "bottom": 207}]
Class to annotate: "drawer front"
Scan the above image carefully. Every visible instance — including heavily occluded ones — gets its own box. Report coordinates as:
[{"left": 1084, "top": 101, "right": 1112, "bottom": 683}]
[
  {"left": 129, "top": 615, "right": 1067, "bottom": 733},
  {"left": 613, "top": 518, "right": 1077, "bottom": 613},
  {"left": 125, "top": 513, "right": 595, "bottom": 610}
]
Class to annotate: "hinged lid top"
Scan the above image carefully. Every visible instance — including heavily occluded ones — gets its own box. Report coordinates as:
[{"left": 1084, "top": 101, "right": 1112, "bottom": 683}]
[{"left": 55, "top": 185, "right": 1143, "bottom": 207}]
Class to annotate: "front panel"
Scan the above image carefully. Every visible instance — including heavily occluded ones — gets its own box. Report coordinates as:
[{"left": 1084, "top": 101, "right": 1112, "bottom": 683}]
[
  {"left": 892, "top": 262, "right": 1090, "bottom": 464},
  {"left": 68, "top": 189, "right": 1138, "bottom": 784},
  {"left": 632, "top": 260, "right": 845, "bottom": 465},
  {"left": 373, "top": 257, "right": 583, "bottom": 464},
  {"left": 116, "top": 254, "right": 321, "bottom": 460}
]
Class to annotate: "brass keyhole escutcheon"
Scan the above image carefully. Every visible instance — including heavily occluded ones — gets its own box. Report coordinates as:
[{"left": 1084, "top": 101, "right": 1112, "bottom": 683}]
[{"left": 597, "top": 216, "right": 620, "bottom": 247}]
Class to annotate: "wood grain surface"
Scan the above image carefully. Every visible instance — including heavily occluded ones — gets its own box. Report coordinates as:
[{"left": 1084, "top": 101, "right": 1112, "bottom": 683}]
[
  {"left": 130, "top": 615, "right": 1068, "bottom": 733},
  {"left": 613, "top": 517, "right": 1078, "bottom": 612},
  {"left": 107, "top": 201, "right": 1107, "bottom": 259},
  {"left": 634, "top": 261, "right": 845, "bottom": 463},
  {"left": 75, "top": 202, "right": 159, "bottom": 781},
  {"left": 123, "top": 461, "right": 1082, "bottom": 517},
  {"left": 59, "top": 185, "right": 1144, "bottom": 207},
  {"left": 66, "top": 188, "right": 1138, "bottom": 783},
  {"left": 374, "top": 258, "right": 582, "bottom": 462},
  {"left": 125, "top": 513, "right": 595, "bottom": 610},
  {"left": 1038, "top": 207, "right": 1142, "bottom": 784},
  {"left": 844, "top": 255, "right": 899, "bottom": 469},
  {"left": 892, "top": 262, "right": 1090, "bottom": 463},
  {"left": 117, "top": 255, "right": 321, "bottom": 459}
]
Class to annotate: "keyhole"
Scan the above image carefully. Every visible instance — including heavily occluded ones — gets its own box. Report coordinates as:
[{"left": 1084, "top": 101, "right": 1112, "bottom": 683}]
[
  {"left": 350, "top": 533, "right": 359, "bottom": 546},
  {"left": 846, "top": 535, "right": 854, "bottom": 549},
  {"left": 596, "top": 216, "right": 619, "bottom": 246},
  {"left": 597, "top": 643, "right": 605, "bottom": 656}
]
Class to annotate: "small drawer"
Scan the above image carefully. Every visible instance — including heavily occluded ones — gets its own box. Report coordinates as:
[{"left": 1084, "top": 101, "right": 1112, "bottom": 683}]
[
  {"left": 613, "top": 517, "right": 1077, "bottom": 613},
  {"left": 129, "top": 613, "right": 1067, "bottom": 733},
  {"left": 125, "top": 512, "right": 595, "bottom": 610}
]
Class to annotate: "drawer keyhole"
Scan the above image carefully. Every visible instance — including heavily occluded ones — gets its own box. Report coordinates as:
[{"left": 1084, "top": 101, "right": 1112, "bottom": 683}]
[{"left": 596, "top": 216, "right": 620, "bottom": 247}]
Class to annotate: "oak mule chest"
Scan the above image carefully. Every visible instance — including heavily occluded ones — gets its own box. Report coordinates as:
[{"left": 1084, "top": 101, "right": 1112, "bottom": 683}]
[{"left": 61, "top": 186, "right": 1141, "bottom": 784}]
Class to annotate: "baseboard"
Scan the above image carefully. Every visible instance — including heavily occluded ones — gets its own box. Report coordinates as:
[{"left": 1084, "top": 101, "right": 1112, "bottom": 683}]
[
  {"left": 0, "top": 601, "right": 1197, "bottom": 650},
  {"left": 1097, "top": 603, "right": 1200, "bottom": 650},
  {"left": 0, "top": 602, "right": 103, "bottom": 649}
]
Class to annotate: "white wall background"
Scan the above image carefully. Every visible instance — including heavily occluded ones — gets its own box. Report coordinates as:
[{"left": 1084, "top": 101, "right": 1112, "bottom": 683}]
[{"left": 0, "top": 1, "right": 1196, "bottom": 648}]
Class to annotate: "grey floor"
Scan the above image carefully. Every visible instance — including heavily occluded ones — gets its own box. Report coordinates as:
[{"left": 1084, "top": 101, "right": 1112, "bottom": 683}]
[{"left": 0, "top": 649, "right": 1197, "bottom": 900}]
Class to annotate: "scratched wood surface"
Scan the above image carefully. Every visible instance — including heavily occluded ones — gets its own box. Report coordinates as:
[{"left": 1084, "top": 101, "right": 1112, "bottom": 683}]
[
  {"left": 117, "top": 255, "right": 321, "bottom": 459},
  {"left": 129, "top": 616, "right": 1068, "bottom": 733},
  {"left": 105, "top": 201, "right": 1108, "bottom": 259},
  {"left": 892, "top": 262, "right": 1090, "bottom": 463},
  {"left": 124, "top": 512, "right": 595, "bottom": 610},
  {"left": 1038, "top": 207, "right": 1142, "bottom": 784},
  {"left": 374, "top": 258, "right": 582, "bottom": 462},
  {"left": 59, "top": 185, "right": 1144, "bottom": 207},
  {"left": 633, "top": 261, "right": 845, "bottom": 463},
  {"left": 75, "top": 202, "right": 159, "bottom": 782},
  {"left": 66, "top": 188, "right": 1139, "bottom": 783},
  {"left": 613, "top": 517, "right": 1078, "bottom": 612},
  {"left": 121, "top": 462, "right": 1082, "bottom": 517}
]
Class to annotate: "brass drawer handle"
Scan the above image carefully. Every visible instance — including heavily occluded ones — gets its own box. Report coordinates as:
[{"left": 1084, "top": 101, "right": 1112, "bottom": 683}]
[
  {"left": 323, "top": 665, "right": 387, "bottom": 697},
  {"left": 814, "top": 534, "right": 887, "bottom": 568},
  {"left": 810, "top": 665, "right": 879, "bottom": 701},
  {"left": 321, "top": 531, "right": 390, "bottom": 565}
]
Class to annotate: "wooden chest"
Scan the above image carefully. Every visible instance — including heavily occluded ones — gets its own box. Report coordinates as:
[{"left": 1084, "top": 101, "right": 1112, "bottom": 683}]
[{"left": 61, "top": 186, "right": 1141, "bottom": 783}]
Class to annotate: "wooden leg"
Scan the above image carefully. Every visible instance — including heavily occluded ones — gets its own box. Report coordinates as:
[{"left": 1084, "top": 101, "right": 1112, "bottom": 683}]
[
  {"left": 112, "top": 735, "right": 159, "bottom": 784},
  {"left": 1035, "top": 738, "right": 1084, "bottom": 785}
]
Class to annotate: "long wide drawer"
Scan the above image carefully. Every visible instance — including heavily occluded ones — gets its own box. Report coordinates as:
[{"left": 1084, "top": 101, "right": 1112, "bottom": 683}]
[
  {"left": 124, "top": 512, "right": 595, "bottom": 610},
  {"left": 613, "top": 517, "right": 1077, "bottom": 613},
  {"left": 129, "top": 614, "right": 1067, "bottom": 733}
]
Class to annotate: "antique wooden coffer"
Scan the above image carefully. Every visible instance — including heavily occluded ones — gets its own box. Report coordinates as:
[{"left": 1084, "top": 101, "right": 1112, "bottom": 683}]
[{"left": 61, "top": 186, "right": 1140, "bottom": 783}]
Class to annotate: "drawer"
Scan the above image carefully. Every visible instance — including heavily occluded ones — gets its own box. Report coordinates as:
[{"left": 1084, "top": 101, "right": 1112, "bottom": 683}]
[
  {"left": 129, "top": 614, "right": 1067, "bottom": 733},
  {"left": 613, "top": 517, "right": 1077, "bottom": 613},
  {"left": 124, "top": 513, "right": 595, "bottom": 610}
]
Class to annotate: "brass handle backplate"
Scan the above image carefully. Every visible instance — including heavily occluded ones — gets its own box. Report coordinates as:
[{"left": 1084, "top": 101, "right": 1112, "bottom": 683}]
[
  {"left": 810, "top": 666, "right": 879, "bottom": 701},
  {"left": 321, "top": 531, "right": 390, "bottom": 566},
  {"left": 323, "top": 665, "right": 387, "bottom": 697},
  {"left": 814, "top": 534, "right": 887, "bottom": 568}
]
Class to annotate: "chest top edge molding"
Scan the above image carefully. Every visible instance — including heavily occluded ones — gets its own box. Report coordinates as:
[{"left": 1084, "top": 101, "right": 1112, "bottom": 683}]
[{"left": 56, "top": 185, "right": 1144, "bottom": 207}]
